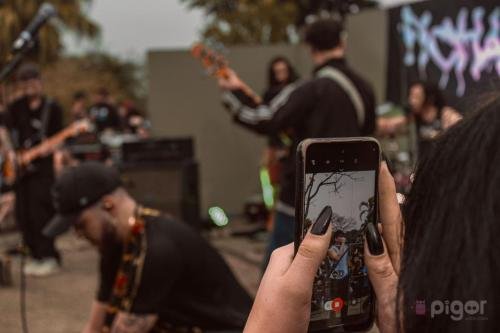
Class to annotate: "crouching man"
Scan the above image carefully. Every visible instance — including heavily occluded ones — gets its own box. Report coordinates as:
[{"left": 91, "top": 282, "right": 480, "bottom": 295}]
[{"left": 43, "top": 162, "right": 252, "bottom": 333}]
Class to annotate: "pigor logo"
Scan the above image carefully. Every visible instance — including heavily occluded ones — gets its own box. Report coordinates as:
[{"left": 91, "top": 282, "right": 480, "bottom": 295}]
[
  {"left": 415, "top": 300, "right": 426, "bottom": 316},
  {"left": 430, "top": 300, "right": 487, "bottom": 321}
]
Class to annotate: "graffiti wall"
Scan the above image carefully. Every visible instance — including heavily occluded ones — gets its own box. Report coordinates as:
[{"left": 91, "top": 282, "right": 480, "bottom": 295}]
[{"left": 387, "top": 0, "right": 499, "bottom": 110}]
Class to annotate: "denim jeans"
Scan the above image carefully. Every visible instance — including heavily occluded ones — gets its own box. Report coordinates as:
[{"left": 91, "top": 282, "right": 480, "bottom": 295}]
[{"left": 262, "top": 211, "right": 295, "bottom": 271}]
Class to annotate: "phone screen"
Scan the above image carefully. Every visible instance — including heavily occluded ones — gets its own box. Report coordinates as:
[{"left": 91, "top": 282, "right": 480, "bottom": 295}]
[{"left": 300, "top": 139, "right": 379, "bottom": 331}]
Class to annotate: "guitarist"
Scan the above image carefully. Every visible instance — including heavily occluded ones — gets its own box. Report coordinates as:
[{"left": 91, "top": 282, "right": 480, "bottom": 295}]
[
  {"left": 218, "top": 19, "right": 376, "bottom": 270},
  {"left": 5, "top": 63, "right": 64, "bottom": 277}
]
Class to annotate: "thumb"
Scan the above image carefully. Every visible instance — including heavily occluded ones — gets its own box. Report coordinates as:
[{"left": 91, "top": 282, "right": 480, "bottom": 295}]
[{"left": 286, "top": 206, "right": 333, "bottom": 286}]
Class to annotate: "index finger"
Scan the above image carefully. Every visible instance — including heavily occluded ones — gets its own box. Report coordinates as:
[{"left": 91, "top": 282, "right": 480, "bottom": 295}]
[
  {"left": 379, "top": 162, "right": 403, "bottom": 274},
  {"left": 286, "top": 223, "right": 332, "bottom": 287}
]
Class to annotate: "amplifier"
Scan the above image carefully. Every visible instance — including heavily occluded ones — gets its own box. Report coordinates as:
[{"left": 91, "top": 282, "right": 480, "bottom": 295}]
[
  {"left": 120, "top": 161, "right": 201, "bottom": 229},
  {"left": 122, "top": 137, "right": 194, "bottom": 164},
  {"left": 66, "top": 142, "right": 109, "bottom": 162}
]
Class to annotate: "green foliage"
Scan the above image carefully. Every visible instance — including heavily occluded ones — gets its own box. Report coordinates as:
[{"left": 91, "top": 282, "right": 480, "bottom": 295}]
[
  {"left": 42, "top": 53, "right": 145, "bottom": 113},
  {"left": 0, "top": 0, "right": 99, "bottom": 67},
  {"left": 181, "top": 0, "right": 299, "bottom": 44}
]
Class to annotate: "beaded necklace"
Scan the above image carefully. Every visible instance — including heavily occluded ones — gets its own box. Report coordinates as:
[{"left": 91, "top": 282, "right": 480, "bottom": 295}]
[{"left": 101, "top": 206, "right": 159, "bottom": 332}]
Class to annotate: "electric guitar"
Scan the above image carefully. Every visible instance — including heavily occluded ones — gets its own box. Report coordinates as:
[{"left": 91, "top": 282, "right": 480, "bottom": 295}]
[
  {"left": 1, "top": 119, "right": 93, "bottom": 186},
  {"left": 191, "top": 43, "right": 262, "bottom": 105}
]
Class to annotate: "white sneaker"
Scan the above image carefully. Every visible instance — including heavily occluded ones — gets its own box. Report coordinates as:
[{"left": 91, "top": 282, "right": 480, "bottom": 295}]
[
  {"left": 24, "top": 258, "right": 60, "bottom": 277},
  {"left": 23, "top": 259, "right": 40, "bottom": 275}
]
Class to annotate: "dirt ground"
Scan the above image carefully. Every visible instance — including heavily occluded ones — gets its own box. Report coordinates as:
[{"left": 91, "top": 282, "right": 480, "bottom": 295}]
[
  {"left": 0, "top": 226, "right": 378, "bottom": 333},
  {"left": 0, "top": 226, "right": 264, "bottom": 333}
]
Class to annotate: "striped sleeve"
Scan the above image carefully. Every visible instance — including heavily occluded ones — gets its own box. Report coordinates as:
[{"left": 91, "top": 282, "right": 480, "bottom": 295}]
[{"left": 221, "top": 82, "right": 307, "bottom": 135}]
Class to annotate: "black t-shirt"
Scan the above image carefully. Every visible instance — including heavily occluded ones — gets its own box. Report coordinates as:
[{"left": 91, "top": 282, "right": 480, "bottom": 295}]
[
  {"left": 405, "top": 108, "right": 442, "bottom": 162},
  {"left": 98, "top": 214, "right": 253, "bottom": 330},
  {"left": 88, "top": 102, "right": 120, "bottom": 132},
  {"left": 6, "top": 96, "right": 63, "bottom": 177},
  {"left": 415, "top": 116, "right": 441, "bottom": 161}
]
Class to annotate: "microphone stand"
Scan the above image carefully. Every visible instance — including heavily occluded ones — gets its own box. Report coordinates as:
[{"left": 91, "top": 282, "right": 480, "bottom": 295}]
[
  {"left": 0, "top": 39, "right": 35, "bottom": 83},
  {"left": 0, "top": 39, "right": 35, "bottom": 333}
]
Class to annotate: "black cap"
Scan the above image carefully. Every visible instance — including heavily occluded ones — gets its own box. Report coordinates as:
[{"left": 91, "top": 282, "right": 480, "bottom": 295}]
[
  {"left": 43, "top": 162, "right": 122, "bottom": 238},
  {"left": 17, "top": 63, "right": 41, "bottom": 82}
]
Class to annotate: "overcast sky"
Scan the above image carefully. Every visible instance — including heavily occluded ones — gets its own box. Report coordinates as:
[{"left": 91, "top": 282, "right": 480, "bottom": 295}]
[
  {"left": 305, "top": 171, "right": 376, "bottom": 230},
  {"left": 62, "top": 0, "right": 422, "bottom": 62},
  {"left": 63, "top": 1, "right": 204, "bottom": 62}
]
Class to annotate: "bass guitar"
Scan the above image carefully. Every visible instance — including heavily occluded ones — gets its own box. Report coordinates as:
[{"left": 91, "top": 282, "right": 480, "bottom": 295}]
[
  {"left": 191, "top": 42, "right": 262, "bottom": 105},
  {"left": 2, "top": 119, "right": 92, "bottom": 186}
]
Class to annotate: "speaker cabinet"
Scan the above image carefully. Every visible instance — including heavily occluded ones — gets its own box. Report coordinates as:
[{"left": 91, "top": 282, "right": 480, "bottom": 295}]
[{"left": 120, "top": 161, "right": 200, "bottom": 229}]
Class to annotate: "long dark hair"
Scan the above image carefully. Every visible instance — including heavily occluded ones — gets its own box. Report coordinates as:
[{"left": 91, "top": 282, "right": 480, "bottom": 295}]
[
  {"left": 267, "top": 56, "right": 299, "bottom": 88},
  {"left": 399, "top": 95, "right": 500, "bottom": 332}
]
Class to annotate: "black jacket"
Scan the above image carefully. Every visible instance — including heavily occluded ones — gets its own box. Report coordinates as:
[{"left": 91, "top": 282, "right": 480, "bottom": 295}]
[{"left": 222, "top": 58, "right": 376, "bottom": 210}]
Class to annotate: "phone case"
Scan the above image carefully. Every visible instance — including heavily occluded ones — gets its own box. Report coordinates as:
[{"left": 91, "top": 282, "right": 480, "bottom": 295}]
[{"left": 294, "top": 137, "right": 380, "bottom": 332}]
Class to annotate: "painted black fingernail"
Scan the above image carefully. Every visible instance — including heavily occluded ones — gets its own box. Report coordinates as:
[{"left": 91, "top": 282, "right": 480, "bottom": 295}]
[
  {"left": 365, "top": 223, "right": 384, "bottom": 255},
  {"left": 311, "top": 206, "right": 333, "bottom": 235}
]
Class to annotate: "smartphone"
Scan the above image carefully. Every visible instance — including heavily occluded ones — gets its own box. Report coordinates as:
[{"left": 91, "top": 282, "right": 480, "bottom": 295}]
[{"left": 295, "top": 137, "right": 380, "bottom": 332}]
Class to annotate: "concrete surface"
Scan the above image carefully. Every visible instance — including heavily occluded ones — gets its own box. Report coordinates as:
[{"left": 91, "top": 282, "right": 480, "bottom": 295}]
[
  {"left": 0, "top": 228, "right": 378, "bottom": 333},
  {"left": 0, "top": 227, "right": 264, "bottom": 333}
]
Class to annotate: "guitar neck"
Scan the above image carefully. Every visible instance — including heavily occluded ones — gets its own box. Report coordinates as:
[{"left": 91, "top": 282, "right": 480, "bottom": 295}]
[
  {"left": 192, "top": 43, "right": 262, "bottom": 105},
  {"left": 44, "top": 127, "right": 76, "bottom": 148},
  {"left": 20, "top": 127, "right": 76, "bottom": 165}
]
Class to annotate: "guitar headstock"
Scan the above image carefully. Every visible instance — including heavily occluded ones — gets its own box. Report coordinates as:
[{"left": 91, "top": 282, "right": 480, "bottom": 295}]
[{"left": 191, "top": 42, "right": 230, "bottom": 79}]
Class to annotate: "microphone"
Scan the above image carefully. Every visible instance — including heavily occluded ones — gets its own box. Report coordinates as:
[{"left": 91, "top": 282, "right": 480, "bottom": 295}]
[{"left": 12, "top": 3, "right": 57, "bottom": 53}]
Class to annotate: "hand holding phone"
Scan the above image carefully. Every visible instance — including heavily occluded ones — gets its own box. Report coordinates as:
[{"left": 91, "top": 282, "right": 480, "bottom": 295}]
[
  {"left": 244, "top": 213, "right": 333, "bottom": 333},
  {"left": 295, "top": 138, "right": 380, "bottom": 332},
  {"left": 364, "top": 162, "right": 401, "bottom": 333}
]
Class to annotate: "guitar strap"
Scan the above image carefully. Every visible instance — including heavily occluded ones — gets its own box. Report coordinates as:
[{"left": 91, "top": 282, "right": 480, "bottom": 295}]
[
  {"left": 317, "top": 67, "right": 366, "bottom": 131},
  {"left": 39, "top": 97, "right": 53, "bottom": 140}
]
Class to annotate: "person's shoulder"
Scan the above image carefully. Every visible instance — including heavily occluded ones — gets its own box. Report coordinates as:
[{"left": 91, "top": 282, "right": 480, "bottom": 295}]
[
  {"left": 285, "top": 78, "right": 319, "bottom": 98},
  {"left": 144, "top": 214, "right": 203, "bottom": 263},
  {"left": 6, "top": 97, "right": 28, "bottom": 121},
  {"left": 143, "top": 215, "right": 181, "bottom": 255},
  {"left": 294, "top": 78, "right": 316, "bottom": 89},
  {"left": 47, "top": 97, "right": 64, "bottom": 112},
  {"left": 145, "top": 214, "right": 197, "bottom": 239},
  {"left": 8, "top": 96, "right": 28, "bottom": 110},
  {"left": 342, "top": 65, "right": 375, "bottom": 94}
]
